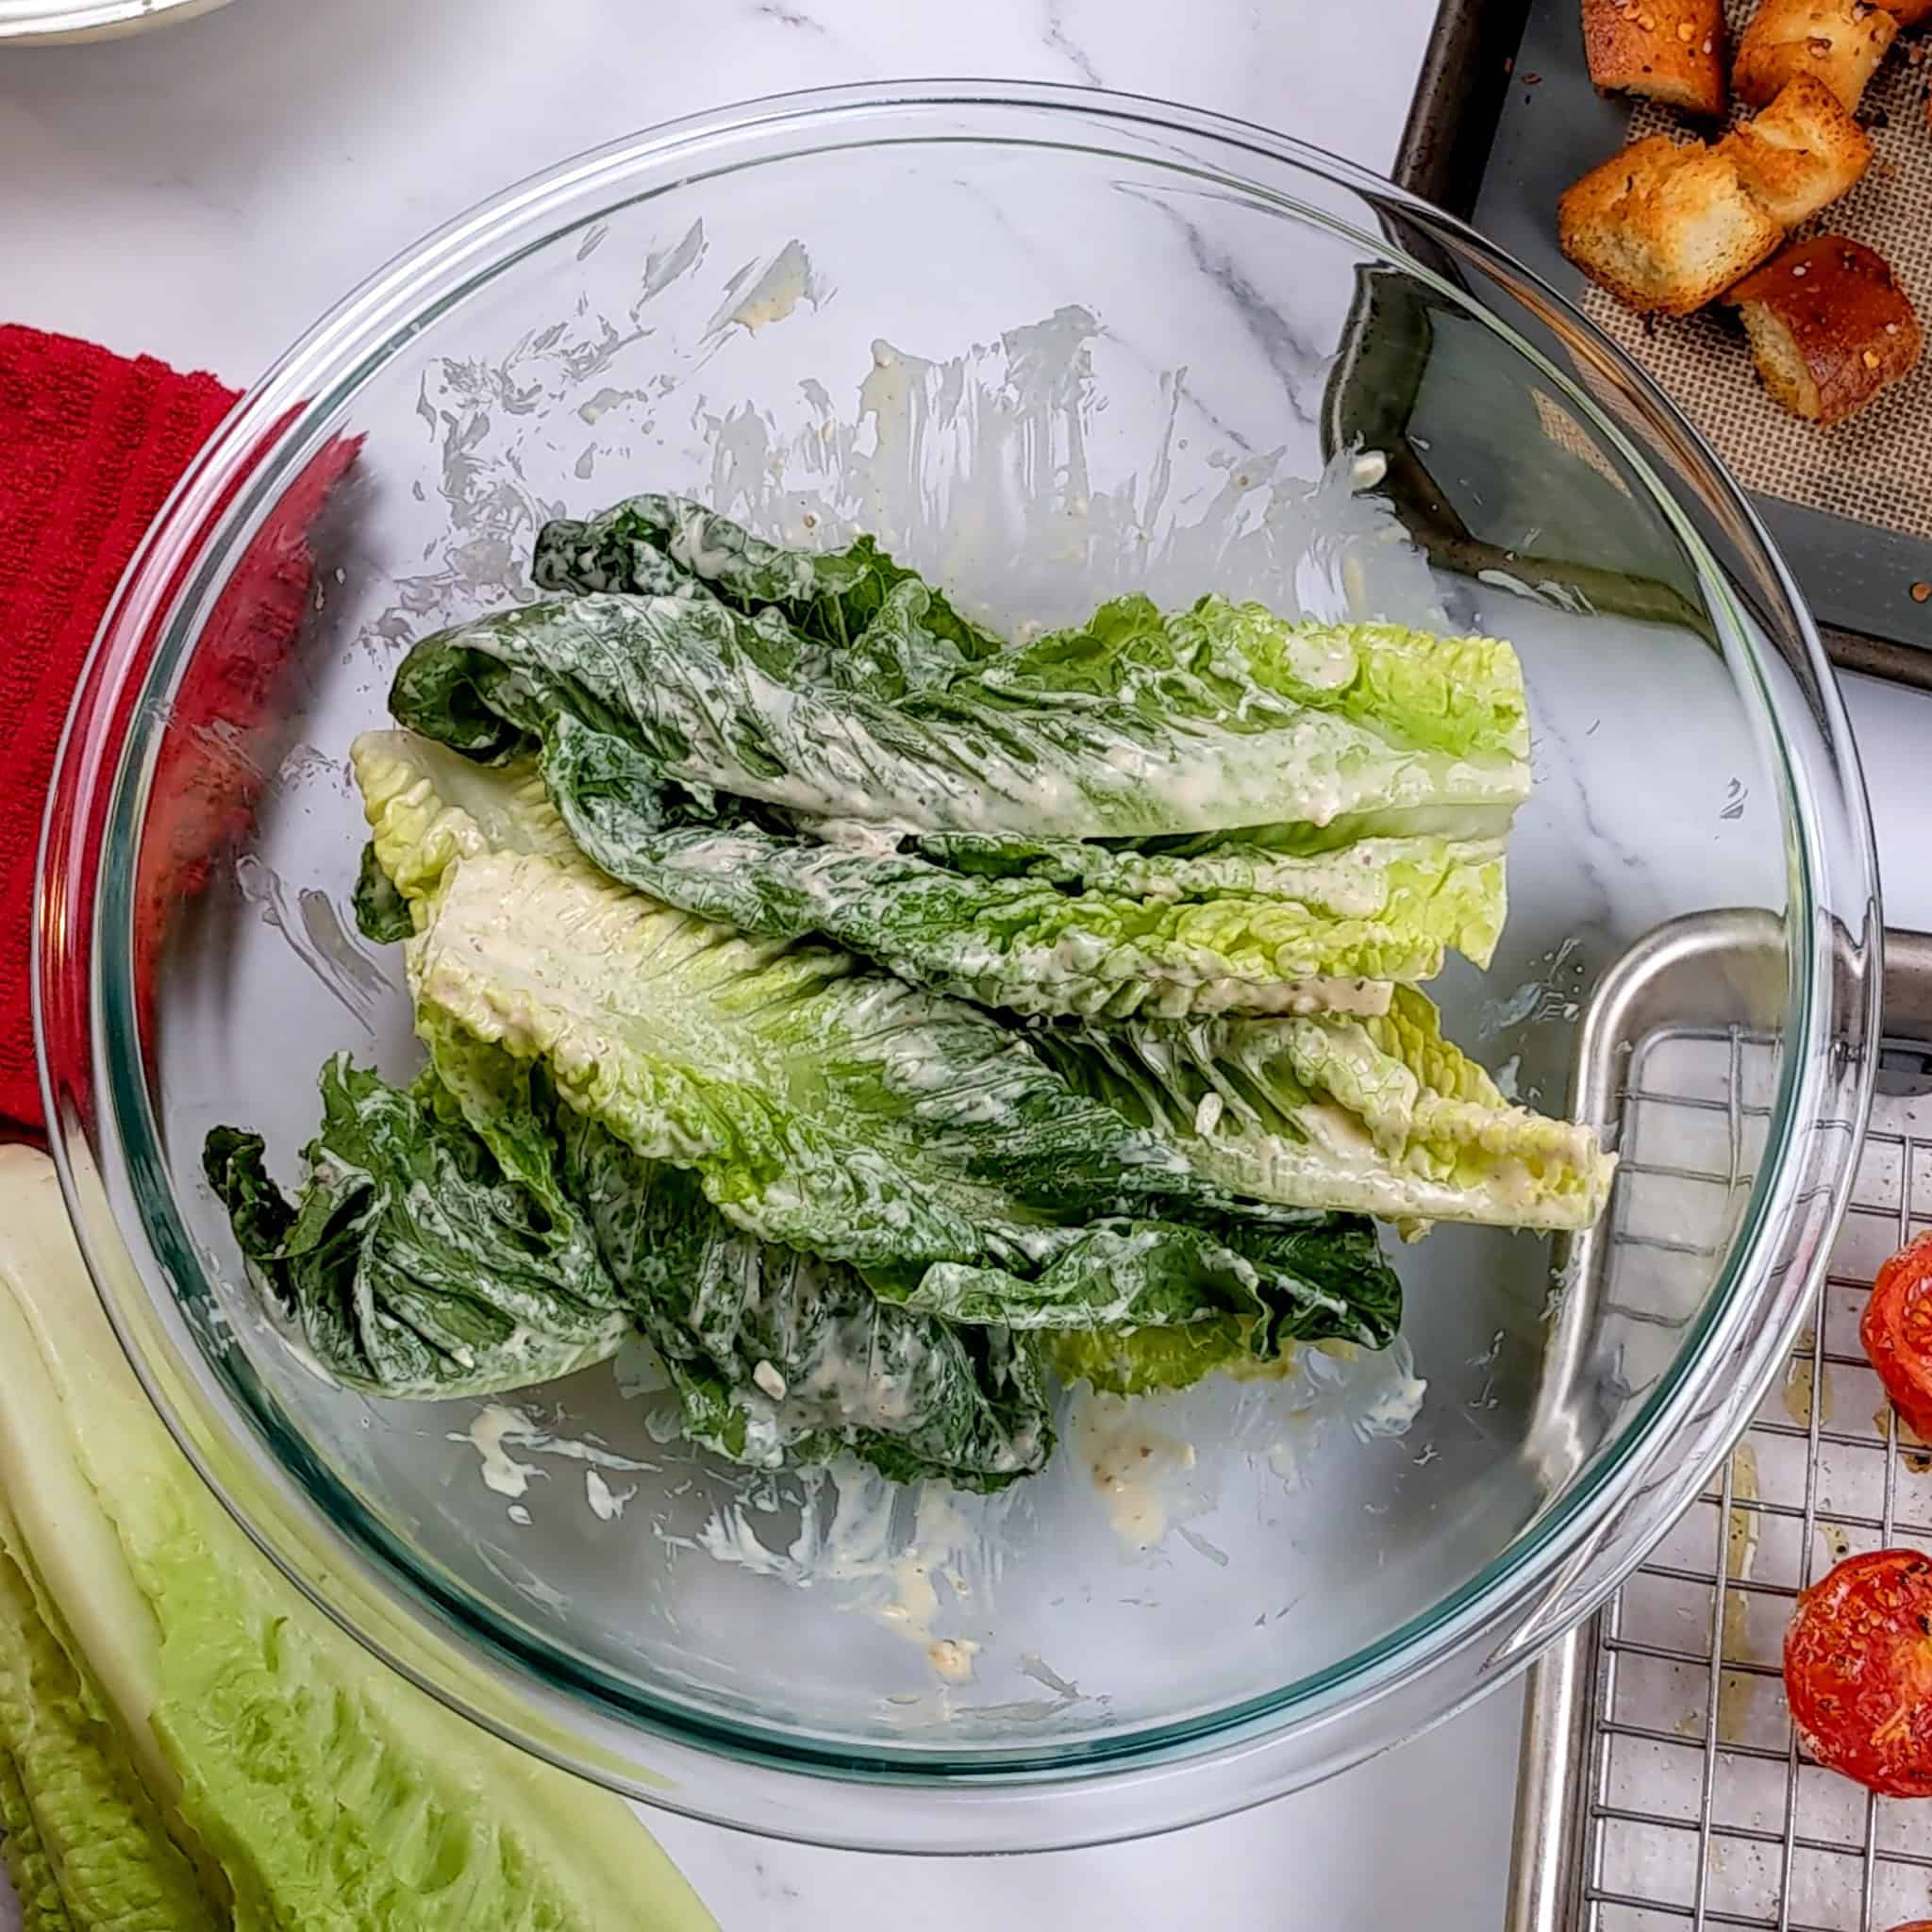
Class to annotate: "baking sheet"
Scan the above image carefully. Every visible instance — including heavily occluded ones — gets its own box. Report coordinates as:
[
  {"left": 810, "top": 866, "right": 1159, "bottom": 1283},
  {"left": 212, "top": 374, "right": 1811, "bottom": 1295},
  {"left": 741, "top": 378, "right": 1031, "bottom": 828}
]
[
  {"left": 1580, "top": 9, "right": 1932, "bottom": 546},
  {"left": 1396, "top": 0, "right": 1932, "bottom": 675}
]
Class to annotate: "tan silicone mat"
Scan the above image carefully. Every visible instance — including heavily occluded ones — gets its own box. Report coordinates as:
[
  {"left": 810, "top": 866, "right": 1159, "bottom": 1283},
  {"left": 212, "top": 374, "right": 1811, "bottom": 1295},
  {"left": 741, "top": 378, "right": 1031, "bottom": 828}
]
[{"left": 1578, "top": 10, "right": 1932, "bottom": 542}]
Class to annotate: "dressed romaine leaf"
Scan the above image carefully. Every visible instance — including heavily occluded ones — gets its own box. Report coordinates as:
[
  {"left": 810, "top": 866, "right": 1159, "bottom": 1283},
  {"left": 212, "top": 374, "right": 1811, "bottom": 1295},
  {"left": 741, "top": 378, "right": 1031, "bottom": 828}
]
[
  {"left": 407, "top": 845, "right": 1397, "bottom": 1341},
  {"left": 1030, "top": 986, "right": 1615, "bottom": 1231},
  {"left": 1043, "top": 1320, "right": 1254, "bottom": 1397},
  {"left": 383, "top": 552, "right": 1523, "bottom": 1013},
  {"left": 206, "top": 1040, "right": 1053, "bottom": 1487},
  {"left": 518, "top": 711, "right": 1507, "bottom": 1015},
  {"left": 205, "top": 1055, "right": 633, "bottom": 1399},
  {"left": 388, "top": 581, "right": 1529, "bottom": 843},
  {"left": 353, "top": 725, "right": 586, "bottom": 894},
  {"left": 892, "top": 1211, "right": 1398, "bottom": 1356},
  {"left": 553, "top": 1106, "right": 1053, "bottom": 1486},
  {"left": 352, "top": 838, "right": 414, "bottom": 942},
  {"left": 355, "top": 733, "right": 1402, "bottom": 1350},
  {"left": 532, "top": 492, "right": 1003, "bottom": 689}
]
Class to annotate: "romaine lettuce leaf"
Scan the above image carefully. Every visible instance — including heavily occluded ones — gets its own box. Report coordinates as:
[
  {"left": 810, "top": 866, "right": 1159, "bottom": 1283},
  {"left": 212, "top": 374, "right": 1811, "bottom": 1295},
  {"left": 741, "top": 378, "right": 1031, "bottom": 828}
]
[
  {"left": 387, "top": 582, "right": 1529, "bottom": 844},
  {"left": 387, "top": 504, "right": 1526, "bottom": 1013},
  {"left": 553, "top": 1104, "right": 1053, "bottom": 1486},
  {"left": 1031, "top": 986, "right": 1615, "bottom": 1231},
  {"left": 533, "top": 492, "right": 1003, "bottom": 687},
  {"left": 206, "top": 1041, "right": 1055, "bottom": 1488},
  {"left": 891, "top": 1210, "right": 1395, "bottom": 1353},
  {"left": 0, "top": 1146, "right": 717, "bottom": 1932},
  {"left": 0, "top": 1734, "right": 72, "bottom": 1932},
  {"left": 354, "top": 734, "right": 1402, "bottom": 1353},
  {"left": 517, "top": 711, "right": 1507, "bottom": 1015},
  {"left": 404, "top": 842, "right": 1398, "bottom": 1345},
  {"left": 352, "top": 838, "right": 414, "bottom": 942},
  {"left": 0, "top": 1512, "right": 214, "bottom": 1930},
  {"left": 1043, "top": 1320, "right": 1256, "bottom": 1398},
  {"left": 204, "top": 1055, "right": 633, "bottom": 1400}
]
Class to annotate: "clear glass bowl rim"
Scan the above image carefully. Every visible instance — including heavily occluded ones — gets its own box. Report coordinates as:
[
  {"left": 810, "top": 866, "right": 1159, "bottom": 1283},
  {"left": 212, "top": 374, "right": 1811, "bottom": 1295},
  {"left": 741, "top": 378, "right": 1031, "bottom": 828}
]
[
  {"left": 0, "top": 0, "right": 237, "bottom": 43},
  {"left": 34, "top": 80, "right": 1881, "bottom": 1849}
]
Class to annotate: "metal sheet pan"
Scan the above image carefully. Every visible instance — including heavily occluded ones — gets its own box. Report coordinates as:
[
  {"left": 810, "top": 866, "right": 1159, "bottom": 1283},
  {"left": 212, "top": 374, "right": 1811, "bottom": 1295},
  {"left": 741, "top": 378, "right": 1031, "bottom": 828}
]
[
  {"left": 1505, "top": 918, "right": 1932, "bottom": 1929},
  {"left": 1391, "top": 0, "right": 1932, "bottom": 687}
]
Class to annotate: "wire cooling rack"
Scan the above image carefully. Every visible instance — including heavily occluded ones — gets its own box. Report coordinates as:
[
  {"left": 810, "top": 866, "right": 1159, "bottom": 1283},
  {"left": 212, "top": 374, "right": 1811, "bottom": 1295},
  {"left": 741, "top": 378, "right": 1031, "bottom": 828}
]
[{"left": 1509, "top": 933, "right": 1932, "bottom": 1932}]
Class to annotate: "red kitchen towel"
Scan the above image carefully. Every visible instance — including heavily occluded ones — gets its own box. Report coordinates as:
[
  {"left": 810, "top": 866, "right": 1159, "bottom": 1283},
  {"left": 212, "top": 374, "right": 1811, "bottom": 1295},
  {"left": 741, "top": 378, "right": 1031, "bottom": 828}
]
[{"left": 0, "top": 325, "right": 347, "bottom": 1136}]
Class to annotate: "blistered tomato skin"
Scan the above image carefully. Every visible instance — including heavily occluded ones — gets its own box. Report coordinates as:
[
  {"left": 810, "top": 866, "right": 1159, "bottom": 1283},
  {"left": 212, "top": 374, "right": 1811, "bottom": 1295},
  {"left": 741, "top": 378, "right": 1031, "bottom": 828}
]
[
  {"left": 1784, "top": 1549, "right": 1932, "bottom": 1798},
  {"left": 1864, "top": 1231, "right": 1932, "bottom": 1443}
]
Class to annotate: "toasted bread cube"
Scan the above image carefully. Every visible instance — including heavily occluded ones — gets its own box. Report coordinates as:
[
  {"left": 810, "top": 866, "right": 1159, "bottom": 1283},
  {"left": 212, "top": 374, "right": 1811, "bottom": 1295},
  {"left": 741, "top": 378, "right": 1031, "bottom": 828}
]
[
  {"left": 1726, "top": 236, "right": 1922, "bottom": 423},
  {"left": 1733, "top": 0, "right": 1897, "bottom": 113},
  {"left": 1559, "top": 135, "right": 1784, "bottom": 314},
  {"left": 1583, "top": 0, "right": 1727, "bottom": 113},
  {"left": 1720, "top": 75, "right": 1874, "bottom": 225},
  {"left": 1872, "top": 0, "right": 1932, "bottom": 24}
]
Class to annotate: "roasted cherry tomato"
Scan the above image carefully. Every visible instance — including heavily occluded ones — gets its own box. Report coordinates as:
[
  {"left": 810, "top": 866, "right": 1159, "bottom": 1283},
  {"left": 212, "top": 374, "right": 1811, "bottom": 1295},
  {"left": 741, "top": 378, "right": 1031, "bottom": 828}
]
[
  {"left": 1864, "top": 1231, "right": 1932, "bottom": 1442},
  {"left": 1785, "top": 1548, "right": 1932, "bottom": 1797}
]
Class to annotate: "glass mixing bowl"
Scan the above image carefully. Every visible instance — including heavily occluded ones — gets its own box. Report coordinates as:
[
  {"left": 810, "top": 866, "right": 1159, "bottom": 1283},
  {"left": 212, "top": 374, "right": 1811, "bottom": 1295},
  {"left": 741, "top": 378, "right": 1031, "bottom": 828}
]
[{"left": 37, "top": 84, "right": 1881, "bottom": 1851}]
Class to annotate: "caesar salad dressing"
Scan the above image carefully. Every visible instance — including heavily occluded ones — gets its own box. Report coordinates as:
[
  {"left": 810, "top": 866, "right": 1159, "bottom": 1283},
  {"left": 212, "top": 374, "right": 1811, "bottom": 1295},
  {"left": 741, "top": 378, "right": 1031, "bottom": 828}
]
[
  {"left": 708, "top": 239, "right": 819, "bottom": 339},
  {"left": 1351, "top": 1353, "right": 1431, "bottom": 1440},
  {"left": 701, "top": 308, "right": 1440, "bottom": 645},
  {"left": 925, "top": 1638, "right": 979, "bottom": 1683},
  {"left": 460, "top": 1406, "right": 541, "bottom": 1499},
  {"left": 794, "top": 815, "right": 917, "bottom": 857},
  {"left": 584, "top": 1469, "right": 633, "bottom": 1522},
  {"left": 231, "top": 853, "right": 388, "bottom": 1030},
  {"left": 454, "top": 1404, "right": 657, "bottom": 1517},
  {"left": 1069, "top": 1393, "right": 1199, "bottom": 1550},
  {"left": 693, "top": 1460, "right": 998, "bottom": 1670}
]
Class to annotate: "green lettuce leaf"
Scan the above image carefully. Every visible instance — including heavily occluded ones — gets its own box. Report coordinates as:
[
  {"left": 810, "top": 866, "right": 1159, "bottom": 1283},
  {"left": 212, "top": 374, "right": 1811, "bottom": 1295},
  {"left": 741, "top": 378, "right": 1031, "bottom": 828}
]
[
  {"left": 0, "top": 1737, "right": 73, "bottom": 1932},
  {"left": 1042, "top": 1321, "right": 1251, "bottom": 1397},
  {"left": 384, "top": 504, "right": 1526, "bottom": 1015},
  {"left": 388, "top": 580, "right": 1529, "bottom": 845},
  {"left": 379, "top": 583, "right": 1521, "bottom": 1014},
  {"left": 406, "top": 846, "right": 1398, "bottom": 1341},
  {"left": 206, "top": 1039, "right": 1053, "bottom": 1488},
  {"left": 352, "top": 839, "right": 413, "bottom": 943},
  {"left": 0, "top": 1509, "right": 214, "bottom": 1930},
  {"left": 518, "top": 712, "right": 1507, "bottom": 1015},
  {"left": 892, "top": 1210, "right": 1396, "bottom": 1353},
  {"left": 204, "top": 1055, "right": 633, "bottom": 1400},
  {"left": 532, "top": 492, "right": 1003, "bottom": 690},
  {"left": 1030, "top": 986, "right": 1615, "bottom": 1231},
  {"left": 552, "top": 1105, "right": 1052, "bottom": 1486},
  {"left": 356, "top": 736, "right": 1401, "bottom": 1351},
  {"left": 0, "top": 1145, "right": 717, "bottom": 1932}
]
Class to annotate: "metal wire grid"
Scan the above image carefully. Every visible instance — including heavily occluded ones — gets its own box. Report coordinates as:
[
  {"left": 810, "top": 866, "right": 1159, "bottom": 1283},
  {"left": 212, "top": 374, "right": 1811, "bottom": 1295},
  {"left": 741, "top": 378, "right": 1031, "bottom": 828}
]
[{"left": 1570, "top": 1024, "right": 1932, "bottom": 1932}]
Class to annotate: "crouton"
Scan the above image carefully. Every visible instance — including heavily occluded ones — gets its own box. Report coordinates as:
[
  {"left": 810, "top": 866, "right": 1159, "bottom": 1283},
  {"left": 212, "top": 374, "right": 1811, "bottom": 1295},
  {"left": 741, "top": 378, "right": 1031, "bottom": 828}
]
[
  {"left": 1720, "top": 75, "right": 1874, "bottom": 225},
  {"left": 1726, "top": 236, "right": 1923, "bottom": 423},
  {"left": 1872, "top": 0, "right": 1932, "bottom": 25},
  {"left": 1733, "top": 0, "right": 1897, "bottom": 113},
  {"left": 1559, "top": 135, "right": 1784, "bottom": 313},
  {"left": 1583, "top": 0, "right": 1727, "bottom": 114}
]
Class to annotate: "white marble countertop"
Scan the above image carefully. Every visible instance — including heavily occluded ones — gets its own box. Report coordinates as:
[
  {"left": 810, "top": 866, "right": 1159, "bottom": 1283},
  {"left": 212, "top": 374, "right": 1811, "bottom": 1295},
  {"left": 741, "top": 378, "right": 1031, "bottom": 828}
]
[{"left": 7, "top": 3, "right": 1932, "bottom": 1928}]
